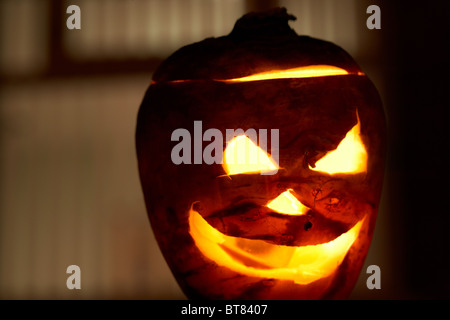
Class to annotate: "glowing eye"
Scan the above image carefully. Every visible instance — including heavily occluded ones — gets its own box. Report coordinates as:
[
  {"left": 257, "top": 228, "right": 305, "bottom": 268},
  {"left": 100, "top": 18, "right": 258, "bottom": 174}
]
[
  {"left": 310, "top": 114, "right": 367, "bottom": 174},
  {"left": 266, "top": 189, "right": 308, "bottom": 216},
  {"left": 223, "top": 135, "right": 278, "bottom": 175}
]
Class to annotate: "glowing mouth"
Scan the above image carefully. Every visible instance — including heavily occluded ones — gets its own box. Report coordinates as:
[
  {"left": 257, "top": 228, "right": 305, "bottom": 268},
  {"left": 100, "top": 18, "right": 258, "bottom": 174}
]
[{"left": 189, "top": 208, "right": 364, "bottom": 285}]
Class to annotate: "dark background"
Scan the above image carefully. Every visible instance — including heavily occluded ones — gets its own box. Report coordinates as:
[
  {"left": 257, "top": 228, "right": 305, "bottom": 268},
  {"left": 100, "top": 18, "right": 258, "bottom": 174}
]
[
  {"left": 0, "top": 0, "right": 449, "bottom": 299},
  {"left": 378, "top": 0, "right": 450, "bottom": 299}
]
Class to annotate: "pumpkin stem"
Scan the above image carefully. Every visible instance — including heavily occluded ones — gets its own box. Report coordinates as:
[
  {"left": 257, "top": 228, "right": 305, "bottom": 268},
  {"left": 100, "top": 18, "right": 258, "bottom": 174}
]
[{"left": 230, "top": 7, "right": 298, "bottom": 39}]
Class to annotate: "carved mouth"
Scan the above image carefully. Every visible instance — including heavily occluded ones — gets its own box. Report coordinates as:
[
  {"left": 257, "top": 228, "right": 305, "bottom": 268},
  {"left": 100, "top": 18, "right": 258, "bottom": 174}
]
[{"left": 189, "top": 208, "right": 365, "bottom": 285}]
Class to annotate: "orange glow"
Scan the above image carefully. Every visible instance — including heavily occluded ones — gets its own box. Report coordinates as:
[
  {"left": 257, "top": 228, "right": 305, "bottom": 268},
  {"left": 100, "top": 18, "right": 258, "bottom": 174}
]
[
  {"left": 155, "top": 65, "right": 364, "bottom": 84},
  {"left": 266, "top": 189, "right": 308, "bottom": 215},
  {"left": 223, "top": 65, "right": 352, "bottom": 82},
  {"left": 310, "top": 113, "right": 367, "bottom": 174},
  {"left": 189, "top": 206, "right": 364, "bottom": 285},
  {"left": 223, "top": 135, "right": 278, "bottom": 175}
]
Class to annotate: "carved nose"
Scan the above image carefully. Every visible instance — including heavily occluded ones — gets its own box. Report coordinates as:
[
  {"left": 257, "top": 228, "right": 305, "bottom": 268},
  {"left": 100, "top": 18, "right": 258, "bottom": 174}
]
[{"left": 266, "top": 189, "right": 308, "bottom": 215}]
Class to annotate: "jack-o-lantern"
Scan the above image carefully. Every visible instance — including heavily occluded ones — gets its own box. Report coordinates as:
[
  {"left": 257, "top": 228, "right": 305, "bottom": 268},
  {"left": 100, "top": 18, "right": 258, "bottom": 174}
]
[{"left": 136, "top": 8, "right": 386, "bottom": 299}]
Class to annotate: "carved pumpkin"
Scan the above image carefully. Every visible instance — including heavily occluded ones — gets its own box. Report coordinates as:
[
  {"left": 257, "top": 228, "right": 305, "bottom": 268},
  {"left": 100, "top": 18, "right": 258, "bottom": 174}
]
[{"left": 136, "top": 8, "right": 386, "bottom": 299}]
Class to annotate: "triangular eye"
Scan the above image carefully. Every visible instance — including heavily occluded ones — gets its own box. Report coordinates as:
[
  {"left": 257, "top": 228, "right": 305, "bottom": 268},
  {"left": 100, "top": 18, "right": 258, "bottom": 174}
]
[
  {"left": 223, "top": 135, "right": 278, "bottom": 175},
  {"left": 310, "top": 114, "right": 367, "bottom": 174}
]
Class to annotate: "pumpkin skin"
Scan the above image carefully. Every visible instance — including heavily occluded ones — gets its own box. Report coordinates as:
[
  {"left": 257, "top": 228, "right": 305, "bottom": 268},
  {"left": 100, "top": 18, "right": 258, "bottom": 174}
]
[{"left": 136, "top": 8, "right": 386, "bottom": 299}]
